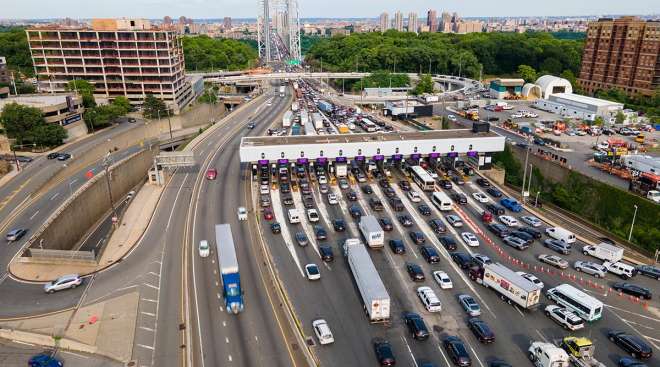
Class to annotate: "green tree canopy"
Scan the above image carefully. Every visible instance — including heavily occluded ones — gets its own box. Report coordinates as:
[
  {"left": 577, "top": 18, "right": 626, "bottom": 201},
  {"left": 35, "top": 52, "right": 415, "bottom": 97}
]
[
  {"left": 0, "top": 102, "right": 45, "bottom": 144},
  {"left": 517, "top": 64, "right": 537, "bottom": 83},
  {"left": 411, "top": 74, "right": 435, "bottom": 95},
  {"left": 66, "top": 80, "right": 97, "bottom": 108},
  {"left": 31, "top": 124, "right": 67, "bottom": 147},
  {"left": 142, "top": 95, "right": 168, "bottom": 119},
  {"left": 182, "top": 35, "right": 258, "bottom": 72},
  {"left": 111, "top": 96, "right": 132, "bottom": 113},
  {"left": 0, "top": 27, "right": 34, "bottom": 77}
]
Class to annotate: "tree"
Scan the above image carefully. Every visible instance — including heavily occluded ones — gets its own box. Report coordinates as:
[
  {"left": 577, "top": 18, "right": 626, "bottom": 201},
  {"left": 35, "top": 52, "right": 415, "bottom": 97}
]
[
  {"left": 517, "top": 64, "right": 537, "bottom": 83},
  {"left": 0, "top": 27, "right": 34, "bottom": 77},
  {"left": 142, "top": 95, "right": 168, "bottom": 119},
  {"left": 66, "top": 80, "right": 96, "bottom": 108},
  {"left": 411, "top": 74, "right": 434, "bottom": 95},
  {"left": 182, "top": 35, "right": 258, "bottom": 72},
  {"left": 593, "top": 116, "right": 604, "bottom": 126},
  {"left": 0, "top": 102, "right": 45, "bottom": 144},
  {"left": 615, "top": 111, "right": 626, "bottom": 125},
  {"left": 198, "top": 89, "right": 218, "bottom": 104},
  {"left": 559, "top": 69, "right": 578, "bottom": 90},
  {"left": 112, "top": 96, "right": 132, "bottom": 114},
  {"left": 31, "top": 124, "right": 67, "bottom": 147}
]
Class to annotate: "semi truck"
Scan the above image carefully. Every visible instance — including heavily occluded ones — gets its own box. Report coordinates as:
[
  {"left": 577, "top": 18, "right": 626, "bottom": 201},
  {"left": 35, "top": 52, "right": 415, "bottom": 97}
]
[
  {"left": 282, "top": 111, "right": 293, "bottom": 127},
  {"left": 469, "top": 263, "right": 541, "bottom": 309},
  {"left": 312, "top": 113, "right": 324, "bottom": 131},
  {"left": 528, "top": 341, "right": 570, "bottom": 367},
  {"left": 215, "top": 224, "right": 244, "bottom": 314},
  {"left": 582, "top": 243, "right": 624, "bottom": 263},
  {"left": 343, "top": 238, "right": 391, "bottom": 323},
  {"left": 359, "top": 215, "right": 385, "bottom": 248},
  {"left": 318, "top": 100, "right": 333, "bottom": 113},
  {"left": 291, "top": 102, "right": 299, "bottom": 112}
]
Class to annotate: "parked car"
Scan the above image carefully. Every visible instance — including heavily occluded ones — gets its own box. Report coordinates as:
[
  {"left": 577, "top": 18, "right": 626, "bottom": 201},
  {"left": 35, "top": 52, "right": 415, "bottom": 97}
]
[
  {"left": 612, "top": 282, "right": 652, "bottom": 300},
  {"left": 433, "top": 270, "right": 453, "bottom": 289},
  {"left": 389, "top": 239, "right": 406, "bottom": 254},
  {"left": 544, "top": 239, "right": 571, "bottom": 255},
  {"left": 443, "top": 336, "right": 472, "bottom": 367},
  {"left": 373, "top": 339, "right": 396, "bottom": 366},
  {"left": 468, "top": 318, "right": 495, "bottom": 343},
  {"left": 574, "top": 260, "right": 607, "bottom": 278},
  {"left": 538, "top": 254, "right": 569, "bottom": 269},
  {"left": 607, "top": 330, "right": 653, "bottom": 359},
  {"left": 44, "top": 274, "right": 83, "bottom": 293}
]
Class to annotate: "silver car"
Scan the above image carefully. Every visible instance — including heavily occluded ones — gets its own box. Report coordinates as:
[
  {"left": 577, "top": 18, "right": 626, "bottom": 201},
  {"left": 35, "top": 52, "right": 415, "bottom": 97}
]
[
  {"left": 445, "top": 215, "right": 464, "bottom": 228},
  {"left": 44, "top": 274, "right": 83, "bottom": 293},
  {"left": 538, "top": 254, "right": 569, "bottom": 269},
  {"left": 574, "top": 261, "right": 607, "bottom": 278}
]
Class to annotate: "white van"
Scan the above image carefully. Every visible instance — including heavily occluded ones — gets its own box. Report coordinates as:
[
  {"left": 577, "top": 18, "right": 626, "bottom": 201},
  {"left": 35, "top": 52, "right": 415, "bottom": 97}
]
[
  {"left": 431, "top": 192, "right": 453, "bottom": 211},
  {"left": 603, "top": 261, "right": 637, "bottom": 279},
  {"left": 417, "top": 286, "right": 442, "bottom": 313},
  {"left": 545, "top": 227, "right": 576, "bottom": 244},
  {"left": 288, "top": 209, "right": 301, "bottom": 224}
]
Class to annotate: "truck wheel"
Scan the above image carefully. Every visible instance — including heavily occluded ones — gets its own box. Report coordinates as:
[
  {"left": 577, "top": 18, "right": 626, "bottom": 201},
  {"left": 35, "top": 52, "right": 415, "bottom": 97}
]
[
  {"left": 594, "top": 273, "right": 600, "bottom": 278},
  {"left": 621, "top": 275, "right": 629, "bottom": 280},
  {"left": 583, "top": 251, "right": 588, "bottom": 256},
  {"left": 528, "top": 352, "right": 536, "bottom": 362}
]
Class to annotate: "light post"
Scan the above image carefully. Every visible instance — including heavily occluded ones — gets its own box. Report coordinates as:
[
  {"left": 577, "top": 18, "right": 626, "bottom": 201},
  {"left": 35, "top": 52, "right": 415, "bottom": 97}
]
[
  {"left": 10, "top": 142, "right": 36, "bottom": 172},
  {"left": 628, "top": 204, "right": 638, "bottom": 242},
  {"left": 535, "top": 191, "right": 541, "bottom": 208},
  {"left": 68, "top": 179, "right": 78, "bottom": 196},
  {"left": 520, "top": 136, "right": 532, "bottom": 201},
  {"left": 102, "top": 154, "right": 118, "bottom": 226}
]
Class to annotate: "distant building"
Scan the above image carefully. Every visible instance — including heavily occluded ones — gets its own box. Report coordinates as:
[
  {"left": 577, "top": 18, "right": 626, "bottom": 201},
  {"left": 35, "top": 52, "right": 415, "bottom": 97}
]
[
  {"left": 0, "top": 56, "right": 9, "bottom": 84},
  {"left": 394, "top": 11, "right": 404, "bottom": 32},
  {"left": 534, "top": 93, "right": 624, "bottom": 123},
  {"left": 426, "top": 10, "right": 437, "bottom": 32},
  {"left": 0, "top": 94, "right": 87, "bottom": 140},
  {"left": 578, "top": 16, "right": 660, "bottom": 97},
  {"left": 440, "top": 12, "right": 453, "bottom": 33},
  {"left": 26, "top": 18, "right": 196, "bottom": 113},
  {"left": 379, "top": 12, "right": 390, "bottom": 32},
  {"left": 489, "top": 78, "right": 525, "bottom": 99},
  {"left": 534, "top": 75, "right": 573, "bottom": 99},
  {"left": 163, "top": 16, "right": 173, "bottom": 26},
  {"left": 408, "top": 12, "right": 419, "bottom": 33},
  {"left": 455, "top": 21, "right": 483, "bottom": 34},
  {"left": 223, "top": 17, "right": 232, "bottom": 29}
]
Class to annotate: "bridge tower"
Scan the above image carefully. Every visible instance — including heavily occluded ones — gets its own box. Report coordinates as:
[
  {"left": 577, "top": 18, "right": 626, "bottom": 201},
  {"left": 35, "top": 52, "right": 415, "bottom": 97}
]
[
  {"left": 257, "top": 0, "right": 271, "bottom": 63},
  {"left": 286, "top": 0, "right": 301, "bottom": 62}
]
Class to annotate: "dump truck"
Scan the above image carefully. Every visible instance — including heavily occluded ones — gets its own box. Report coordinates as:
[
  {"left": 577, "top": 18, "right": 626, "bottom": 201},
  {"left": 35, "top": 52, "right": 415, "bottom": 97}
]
[
  {"left": 559, "top": 337, "right": 605, "bottom": 367},
  {"left": 469, "top": 263, "right": 541, "bottom": 309},
  {"left": 343, "top": 238, "right": 391, "bottom": 323}
]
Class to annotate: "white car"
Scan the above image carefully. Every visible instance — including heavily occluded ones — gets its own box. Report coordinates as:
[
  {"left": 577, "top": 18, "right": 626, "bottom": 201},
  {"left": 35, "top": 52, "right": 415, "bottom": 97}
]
[
  {"left": 307, "top": 209, "right": 320, "bottom": 222},
  {"left": 545, "top": 305, "right": 584, "bottom": 331},
  {"left": 305, "top": 264, "right": 321, "bottom": 280},
  {"left": 417, "top": 286, "right": 442, "bottom": 313},
  {"left": 445, "top": 215, "right": 464, "bottom": 227},
  {"left": 472, "top": 192, "right": 489, "bottom": 203},
  {"left": 525, "top": 112, "right": 539, "bottom": 118},
  {"left": 427, "top": 170, "right": 438, "bottom": 179},
  {"left": 510, "top": 112, "right": 524, "bottom": 119},
  {"left": 521, "top": 216, "right": 542, "bottom": 227},
  {"left": 237, "top": 207, "right": 248, "bottom": 221},
  {"left": 312, "top": 319, "right": 334, "bottom": 345},
  {"left": 327, "top": 193, "right": 338, "bottom": 205},
  {"left": 433, "top": 271, "right": 453, "bottom": 289},
  {"left": 407, "top": 191, "right": 422, "bottom": 203},
  {"left": 198, "top": 240, "right": 210, "bottom": 258},
  {"left": 472, "top": 253, "right": 492, "bottom": 267},
  {"left": 516, "top": 271, "right": 544, "bottom": 289},
  {"left": 498, "top": 215, "right": 519, "bottom": 227},
  {"left": 460, "top": 232, "right": 480, "bottom": 247},
  {"left": 447, "top": 114, "right": 457, "bottom": 121},
  {"left": 318, "top": 175, "right": 328, "bottom": 184},
  {"left": 260, "top": 184, "right": 270, "bottom": 195}
]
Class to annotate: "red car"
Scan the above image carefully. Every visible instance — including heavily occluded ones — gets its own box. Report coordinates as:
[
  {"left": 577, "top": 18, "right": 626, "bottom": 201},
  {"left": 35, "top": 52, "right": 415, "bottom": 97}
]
[
  {"left": 206, "top": 168, "right": 218, "bottom": 180},
  {"left": 263, "top": 208, "right": 274, "bottom": 221}
]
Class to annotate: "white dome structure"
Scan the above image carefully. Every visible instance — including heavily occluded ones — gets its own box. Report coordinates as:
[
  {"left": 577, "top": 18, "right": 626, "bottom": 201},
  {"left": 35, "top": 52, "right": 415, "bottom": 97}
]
[
  {"left": 522, "top": 83, "right": 542, "bottom": 99},
  {"left": 535, "top": 75, "right": 573, "bottom": 99}
]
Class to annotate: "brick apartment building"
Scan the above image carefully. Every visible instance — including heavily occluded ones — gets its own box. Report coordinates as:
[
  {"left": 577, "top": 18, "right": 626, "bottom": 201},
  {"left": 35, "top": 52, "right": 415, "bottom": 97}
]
[
  {"left": 578, "top": 16, "right": 660, "bottom": 97},
  {"left": 26, "top": 18, "right": 197, "bottom": 113}
]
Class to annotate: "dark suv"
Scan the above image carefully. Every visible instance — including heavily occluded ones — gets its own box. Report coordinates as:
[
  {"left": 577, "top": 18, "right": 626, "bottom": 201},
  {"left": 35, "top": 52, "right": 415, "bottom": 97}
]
[
  {"left": 443, "top": 336, "right": 472, "bottom": 366},
  {"left": 406, "top": 263, "right": 425, "bottom": 281},
  {"left": 361, "top": 185, "right": 373, "bottom": 194},
  {"left": 420, "top": 246, "right": 440, "bottom": 264},
  {"left": 389, "top": 239, "right": 406, "bottom": 254},
  {"left": 487, "top": 223, "right": 509, "bottom": 238},
  {"left": 418, "top": 204, "right": 432, "bottom": 216},
  {"left": 451, "top": 252, "right": 475, "bottom": 269},
  {"left": 404, "top": 312, "right": 429, "bottom": 341},
  {"left": 398, "top": 214, "right": 413, "bottom": 227},
  {"left": 389, "top": 197, "right": 404, "bottom": 211},
  {"left": 607, "top": 330, "right": 653, "bottom": 359},
  {"left": 451, "top": 193, "right": 468, "bottom": 205},
  {"left": 370, "top": 198, "right": 384, "bottom": 211},
  {"left": 485, "top": 203, "right": 505, "bottom": 215},
  {"left": 467, "top": 318, "right": 495, "bottom": 343},
  {"left": 374, "top": 339, "right": 396, "bottom": 366},
  {"left": 429, "top": 219, "right": 447, "bottom": 234},
  {"left": 319, "top": 245, "right": 334, "bottom": 262},
  {"left": 409, "top": 231, "right": 426, "bottom": 245},
  {"left": 439, "top": 236, "right": 457, "bottom": 251}
]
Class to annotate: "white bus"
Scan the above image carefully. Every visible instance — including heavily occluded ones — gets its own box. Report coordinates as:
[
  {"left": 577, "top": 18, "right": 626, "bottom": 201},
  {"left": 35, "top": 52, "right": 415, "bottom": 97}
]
[
  {"left": 431, "top": 191, "right": 453, "bottom": 211},
  {"left": 546, "top": 284, "right": 603, "bottom": 322},
  {"left": 410, "top": 166, "right": 436, "bottom": 191}
]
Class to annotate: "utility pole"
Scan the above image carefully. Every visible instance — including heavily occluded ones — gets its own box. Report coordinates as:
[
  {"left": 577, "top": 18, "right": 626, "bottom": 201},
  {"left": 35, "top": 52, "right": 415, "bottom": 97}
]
[
  {"left": 521, "top": 137, "right": 531, "bottom": 202},
  {"left": 102, "top": 154, "right": 118, "bottom": 226},
  {"left": 628, "top": 204, "right": 638, "bottom": 241}
]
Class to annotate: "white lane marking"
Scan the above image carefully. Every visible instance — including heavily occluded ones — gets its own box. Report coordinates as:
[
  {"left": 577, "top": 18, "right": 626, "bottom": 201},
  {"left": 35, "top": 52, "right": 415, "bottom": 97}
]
[
  {"left": 225, "top": 337, "right": 230, "bottom": 344},
  {"left": 535, "top": 329, "right": 548, "bottom": 342},
  {"left": 605, "top": 304, "right": 660, "bottom": 323},
  {"left": 514, "top": 305, "right": 525, "bottom": 318},
  {"left": 12, "top": 340, "right": 35, "bottom": 347},
  {"left": 465, "top": 339, "right": 486, "bottom": 367},
  {"left": 401, "top": 336, "right": 419, "bottom": 367},
  {"left": 165, "top": 173, "right": 189, "bottom": 230},
  {"left": 436, "top": 345, "right": 452, "bottom": 366},
  {"left": 143, "top": 283, "right": 159, "bottom": 290},
  {"left": 290, "top": 186, "right": 324, "bottom": 262},
  {"left": 370, "top": 183, "right": 419, "bottom": 259},
  {"left": 222, "top": 321, "right": 227, "bottom": 327},
  {"left": 115, "top": 284, "right": 139, "bottom": 292},
  {"left": 141, "top": 312, "right": 156, "bottom": 317},
  {"left": 228, "top": 355, "right": 233, "bottom": 362},
  {"left": 140, "top": 326, "right": 155, "bottom": 332},
  {"left": 269, "top": 186, "right": 305, "bottom": 276},
  {"left": 137, "top": 344, "right": 155, "bottom": 350},
  {"left": 141, "top": 298, "right": 158, "bottom": 303},
  {"left": 50, "top": 192, "right": 60, "bottom": 201},
  {"left": 29, "top": 210, "right": 39, "bottom": 220},
  {"left": 93, "top": 238, "right": 103, "bottom": 249},
  {"left": 62, "top": 351, "right": 89, "bottom": 359}
]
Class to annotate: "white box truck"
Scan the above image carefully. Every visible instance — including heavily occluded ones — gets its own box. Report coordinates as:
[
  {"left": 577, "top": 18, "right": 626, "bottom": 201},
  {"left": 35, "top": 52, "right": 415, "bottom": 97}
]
[
  {"left": 282, "top": 110, "right": 293, "bottom": 128},
  {"left": 359, "top": 215, "right": 384, "bottom": 248},
  {"left": 300, "top": 110, "right": 309, "bottom": 126},
  {"left": 335, "top": 162, "right": 348, "bottom": 178},
  {"left": 291, "top": 102, "right": 299, "bottom": 112},
  {"left": 528, "top": 341, "right": 570, "bottom": 367},
  {"left": 582, "top": 243, "right": 624, "bottom": 263},
  {"left": 312, "top": 113, "right": 324, "bottom": 131},
  {"left": 343, "top": 238, "right": 391, "bottom": 323},
  {"left": 469, "top": 263, "right": 541, "bottom": 309},
  {"left": 287, "top": 209, "right": 301, "bottom": 224}
]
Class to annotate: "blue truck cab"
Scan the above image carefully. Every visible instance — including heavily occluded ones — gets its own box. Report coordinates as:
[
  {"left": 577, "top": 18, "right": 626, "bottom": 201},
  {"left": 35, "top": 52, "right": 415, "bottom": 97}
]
[{"left": 500, "top": 198, "right": 523, "bottom": 212}]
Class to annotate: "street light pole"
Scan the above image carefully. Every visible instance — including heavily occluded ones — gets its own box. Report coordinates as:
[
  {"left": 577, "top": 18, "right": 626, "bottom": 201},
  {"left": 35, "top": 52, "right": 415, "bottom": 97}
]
[
  {"left": 521, "top": 137, "right": 532, "bottom": 201},
  {"left": 628, "top": 204, "right": 638, "bottom": 241}
]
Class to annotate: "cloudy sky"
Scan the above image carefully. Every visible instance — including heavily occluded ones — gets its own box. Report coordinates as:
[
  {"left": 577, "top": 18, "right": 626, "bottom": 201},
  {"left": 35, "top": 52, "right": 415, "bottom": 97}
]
[{"left": 3, "top": 0, "right": 659, "bottom": 19}]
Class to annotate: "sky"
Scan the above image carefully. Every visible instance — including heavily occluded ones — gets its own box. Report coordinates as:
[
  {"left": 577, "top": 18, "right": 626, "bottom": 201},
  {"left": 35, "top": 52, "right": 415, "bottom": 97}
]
[{"left": 2, "top": 0, "right": 659, "bottom": 19}]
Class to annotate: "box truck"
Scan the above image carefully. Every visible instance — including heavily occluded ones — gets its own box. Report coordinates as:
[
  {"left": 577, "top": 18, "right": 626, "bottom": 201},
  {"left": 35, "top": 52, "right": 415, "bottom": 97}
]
[
  {"left": 359, "top": 215, "right": 384, "bottom": 248},
  {"left": 582, "top": 243, "right": 624, "bottom": 263},
  {"left": 318, "top": 100, "right": 333, "bottom": 113},
  {"left": 216, "top": 224, "right": 244, "bottom": 314},
  {"left": 300, "top": 110, "right": 309, "bottom": 126},
  {"left": 469, "top": 263, "right": 541, "bottom": 309},
  {"left": 312, "top": 113, "right": 324, "bottom": 131},
  {"left": 334, "top": 162, "right": 348, "bottom": 178},
  {"left": 291, "top": 102, "right": 299, "bottom": 112},
  {"left": 282, "top": 110, "right": 293, "bottom": 128},
  {"left": 343, "top": 238, "right": 391, "bottom": 322}
]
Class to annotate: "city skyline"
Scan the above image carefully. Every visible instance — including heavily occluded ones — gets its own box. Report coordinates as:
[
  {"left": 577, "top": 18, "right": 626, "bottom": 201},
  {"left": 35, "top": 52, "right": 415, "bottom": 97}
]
[{"left": 2, "top": 0, "right": 659, "bottom": 19}]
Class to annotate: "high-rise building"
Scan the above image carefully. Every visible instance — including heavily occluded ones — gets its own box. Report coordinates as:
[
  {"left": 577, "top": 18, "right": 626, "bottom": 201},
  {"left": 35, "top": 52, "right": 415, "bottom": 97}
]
[
  {"left": 408, "top": 12, "right": 419, "bottom": 33},
  {"left": 379, "top": 12, "right": 390, "bottom": 32},
  {"left": 426, "top": 10, "right": 437, "bottom": 32},
  {"left": 578, "top": 16, "right": 660, "bottom": 97},
  {"left": 163, "top": 16, "right": 173, "bottom": 26},
  {"left": 0, "top": 56, "right": 10, "bottom": 84},
  {"left": 455, "top": 21, "right": 484, "bottom": 34},
  {"left": 26, "top": 18, "right": 197, "bottom": 113},
  {"left": 223, "top": 17, "right": 232, "bottom": 29},
  {"left": 440, "top": 12, "right": 453, "bottom": 33},
  {"left": 394, "top": 11, "right": 404, "bottom": 32}
]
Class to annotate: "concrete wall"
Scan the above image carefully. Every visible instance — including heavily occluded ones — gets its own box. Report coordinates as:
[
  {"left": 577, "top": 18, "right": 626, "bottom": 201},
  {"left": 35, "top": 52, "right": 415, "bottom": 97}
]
[
  {"left": 27, "top": 149, "right": 154, "bottom": 252},
  {"left": 509, "top": 145, "right": 571, "bottom": 183}
]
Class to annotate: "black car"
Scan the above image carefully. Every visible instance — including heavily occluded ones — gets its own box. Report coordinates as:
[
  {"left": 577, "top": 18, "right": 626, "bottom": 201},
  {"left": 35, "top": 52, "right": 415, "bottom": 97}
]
[
  {"left": 612, "top": 283, "right": 652, "bottom": 300},
  {"left": 399, "top": 180, "right": 411, "bottom": 191},
  {"left": 361, "top": 185, "right": 373, "bottom": 194},
  {"left": 429, "top": 219, "right": 447, "bottom": 234},
  {"left": 489, "top": 360, "right": 513, "bottom": 367},
  {"left": 270, "top": 222, "right": 281, "bottom": 234},
  {"left": 420, "top": 246, "right": 440, "bottom": 264},
  {"left": 379, "top": 218, "right": 394, "bottom": 232},
  {"left": 406, "top": 263, "right": 426, "bottom": 281},
  {"left": 302, "top": 195, "right": 315, "bottom": 208},
  {"left": 637, "top": 265, "right": 660, "bottom": 280},
  {"left": 389, "top": 197, "right": 404, "bottom": 211},
  {"left": 314, "top": 226, "right": 327, "bottom": 241},
  {"left": 280, "top": 183, "right": 290, "bottom": 193},
  {"left": 451, "top": 193, "right": 468, "bottom": 205},
  {"left": 476, "top": 178, "right": 491, "bottom": 187},
  {"left": 384, "top": 187, "right": 397, "bottom": 198},
  {"left": 518, "top": 226, "right": 542, "bottom": 239},
  {"left": 47, "top": 152, "right": 61, "bottom": 160},
  {"left": 510, "top": 231, "right": 534, "bottom": 244},
  {"left": 418, "top": 204, "right": 432, "bottom": 216},
  {"left": 379, "top": 178, "right": 391, "bottom": 189},
  {"left": 397, "top": 214, "right": 413, "bottom": 227},
  {"left": 409, "top": 231, "right": 426, "bottom": 245},
  {"left": 374, "top": 339, "right": 396, "bottom": 366},
  {"left": 389, "top": 239, "right": 406, "bottom": 254},
  {"left": 439, "top": 236, "right": 457, "bottom": 251},
  {"left": 486, "top": 187, "right": 502, "bottom": 198},
  {"left": 403, "top": 312, "right": 429, "bottom": 341},
  {"left": 608, "top": 330, "right": 653, "bottom": 359},
  {"left": 333, "top": 219, "right": 346, "bottom": 232},
  {"left": 57, "top": 153, "right": 72, "bottom": 161},
  {"left": 282, "top": 195, "right": 294, "bottom": 206},
  {"left": 439, "top": 179, "right": 453, "bottom": 190},
  {"left": 618, "top": 357, "right": 648, "bottom": 367},
  {"left": 487, "top": 223, "right": 509, "bottom": 238},
  {"left": 485, "top": 203, "right": 505, "bottom": 215},
  {"left": 467, "top": 318, "right": 495, "bottom": 343},
  {"left": 370, "top": 198, "right": 384, "bottom": 211},
  {"left": 349, "top": 205, "right": 363, "bottom": 219},
  {"left": 451, "top": 252, "right": 475, "bottom": 269},
  {"left": 319, "top": 245, "right": 334, "bottom": 262},
  {"left": 346, "top": 190, "right": 358, "bottom": 201},
  {"left": 443, "top": 336, "right": 472, "bottom": 366}
]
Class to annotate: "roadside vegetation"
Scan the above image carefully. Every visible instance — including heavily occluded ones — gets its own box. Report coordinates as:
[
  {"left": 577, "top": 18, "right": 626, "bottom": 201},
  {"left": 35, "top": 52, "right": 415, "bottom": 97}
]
[
  {"left": 0, "top": 102, "right": 67, "bottom": 148},
  {"left": 67, "top": 80, "right": 132, "bottom": 131},
  {"left": 182, "top": 35, "right": 258, "bottom": 72}
]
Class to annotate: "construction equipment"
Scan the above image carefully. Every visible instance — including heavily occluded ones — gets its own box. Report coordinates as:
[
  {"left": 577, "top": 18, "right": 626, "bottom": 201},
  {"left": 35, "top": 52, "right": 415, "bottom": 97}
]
[{"left": 559, "top": 337, "right": 605, "bottom": 367}]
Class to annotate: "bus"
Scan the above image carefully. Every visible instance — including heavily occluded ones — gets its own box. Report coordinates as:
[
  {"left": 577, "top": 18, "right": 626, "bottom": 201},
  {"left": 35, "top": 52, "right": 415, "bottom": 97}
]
[
  {"left": 431, "top": 191, "right": 453, "bottom": 211},
  {"left": 546, "top": 284, "right": 603, "bottom": 322},
  {"left": 410, "top": 165, "right": 436, "bottom": 191}
]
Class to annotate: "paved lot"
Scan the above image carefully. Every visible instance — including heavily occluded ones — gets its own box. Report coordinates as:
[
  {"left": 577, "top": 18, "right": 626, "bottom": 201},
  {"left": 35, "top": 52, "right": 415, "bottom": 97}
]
[{"left": 0, "top": 339, "right": 120, "bottom": 367}]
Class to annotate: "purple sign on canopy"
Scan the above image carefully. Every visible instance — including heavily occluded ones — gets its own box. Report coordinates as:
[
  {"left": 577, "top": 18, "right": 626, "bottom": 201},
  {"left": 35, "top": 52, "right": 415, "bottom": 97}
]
[
  {"left": 373, "top": 155, "right": 384, "bottom": 161},
  {"left": 335, "top": 156, "right": 347, "bottom": 163},
  {"left": 467, "top": 151, "right": 478, "bottom": 157},
  {"left": 410, "top": 153, "right": 421, "bottom": 160},
  {"left": 277, "top": 159, "right": 289, "bottom": 165},
  {"left": 258, "top": 159, "right": 269, "bottom": 165},
  {"left": 447, "top": 152, "right": 459, "bottom": 158},
  {"left": 297, "top": 158, "right": 308, "bottom": 164},
  {"left": 317, "top": 157, "right": 327, "bottom": 164},
  {"left": 392, "top": 154, "right": 403, "bottom": 161},
  {"left": 429, "top": 152, "right": 440, "bottom": 158},
  {"left": 355, "top": 155, "right": 365, "bottom": 161}
]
